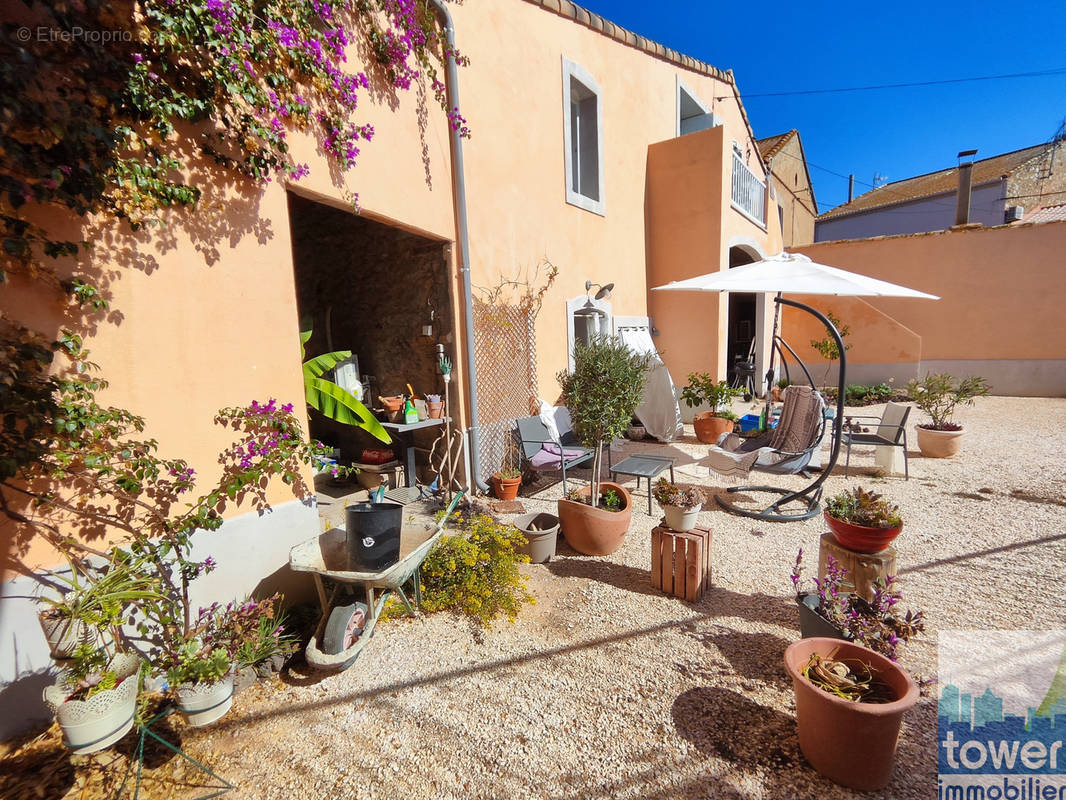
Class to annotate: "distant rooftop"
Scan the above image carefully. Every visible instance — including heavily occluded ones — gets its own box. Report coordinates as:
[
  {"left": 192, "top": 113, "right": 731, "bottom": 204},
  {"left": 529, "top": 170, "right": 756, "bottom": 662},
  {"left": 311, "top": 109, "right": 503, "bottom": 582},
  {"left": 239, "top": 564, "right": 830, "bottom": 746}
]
[
  {"left": 755, "top": 130, "right": 796, "bottom": 161},
  {"left": 818, "top": 143, "right": 1053, "bottom": 221},
  {"left": 1022, "top": 204, "right": 1066, "bottom": 224}
]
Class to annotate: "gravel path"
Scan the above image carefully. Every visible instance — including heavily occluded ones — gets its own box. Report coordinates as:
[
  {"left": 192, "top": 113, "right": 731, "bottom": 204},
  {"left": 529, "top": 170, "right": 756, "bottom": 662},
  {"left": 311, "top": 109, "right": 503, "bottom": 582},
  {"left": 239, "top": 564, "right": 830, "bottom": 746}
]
[{"left": 181, "top": 396, "right": 1066, "bottom": 799}]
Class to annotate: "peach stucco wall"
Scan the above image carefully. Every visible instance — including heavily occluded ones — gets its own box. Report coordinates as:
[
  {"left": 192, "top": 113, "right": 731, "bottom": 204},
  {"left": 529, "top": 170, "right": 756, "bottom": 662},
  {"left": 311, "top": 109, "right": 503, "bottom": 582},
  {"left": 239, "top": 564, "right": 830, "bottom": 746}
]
[
  {"left": 783, "top": 296, "right": 923, "bottom": 368},
  {"left": 2, "top": 0, "right": 783, "bottom": 574}
]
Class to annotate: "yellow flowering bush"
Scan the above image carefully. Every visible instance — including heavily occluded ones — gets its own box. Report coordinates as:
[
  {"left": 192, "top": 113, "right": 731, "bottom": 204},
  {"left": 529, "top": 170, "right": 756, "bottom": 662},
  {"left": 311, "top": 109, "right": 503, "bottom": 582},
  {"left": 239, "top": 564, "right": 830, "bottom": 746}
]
[{"left": 418, "top": 513, "right": 535, "bottom": 626}]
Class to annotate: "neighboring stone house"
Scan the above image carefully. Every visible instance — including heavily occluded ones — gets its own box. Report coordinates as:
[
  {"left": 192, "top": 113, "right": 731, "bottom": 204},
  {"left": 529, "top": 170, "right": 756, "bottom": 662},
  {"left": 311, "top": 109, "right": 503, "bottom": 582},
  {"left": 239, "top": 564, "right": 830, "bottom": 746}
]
[
  {"left": 815, "top": 139, "right": 1066, "bottom": 242},
  {"left": 756, "top": 129, "right": 818, "bottom": 246}
]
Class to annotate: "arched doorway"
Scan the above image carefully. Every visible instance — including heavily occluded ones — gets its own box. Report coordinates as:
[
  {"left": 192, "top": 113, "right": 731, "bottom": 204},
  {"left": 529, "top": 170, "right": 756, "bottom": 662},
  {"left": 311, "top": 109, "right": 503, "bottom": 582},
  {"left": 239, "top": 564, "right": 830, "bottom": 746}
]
[{"left": 727, "top": 246, "right": 759, "bottom": 395}]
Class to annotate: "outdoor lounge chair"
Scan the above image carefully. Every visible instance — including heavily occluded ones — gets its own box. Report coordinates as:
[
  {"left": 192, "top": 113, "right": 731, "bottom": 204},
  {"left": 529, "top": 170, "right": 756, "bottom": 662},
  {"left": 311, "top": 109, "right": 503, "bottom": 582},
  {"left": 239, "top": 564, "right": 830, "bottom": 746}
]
[
  {"left": 517, "top": 415, "right": 605, "bottom": 495},
  {"left": 842, "top": 402, "right": 911, "bottom": 480},
  {"left": 705, "top": 385, "right": 828, "bottom": 521}
]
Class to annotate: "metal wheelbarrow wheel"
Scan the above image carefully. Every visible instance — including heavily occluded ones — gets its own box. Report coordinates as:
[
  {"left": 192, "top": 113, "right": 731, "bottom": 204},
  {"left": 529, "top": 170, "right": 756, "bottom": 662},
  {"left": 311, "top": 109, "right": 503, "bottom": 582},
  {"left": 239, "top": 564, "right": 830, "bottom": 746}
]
[{"left": 322, "top": 602, "right": 368, "bottom": 655}]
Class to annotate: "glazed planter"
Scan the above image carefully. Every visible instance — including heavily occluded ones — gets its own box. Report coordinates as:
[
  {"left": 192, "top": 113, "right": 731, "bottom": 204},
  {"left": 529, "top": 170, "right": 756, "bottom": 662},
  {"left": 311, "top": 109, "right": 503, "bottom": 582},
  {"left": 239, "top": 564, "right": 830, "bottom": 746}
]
[
  {"left": 692, "top": 412, "right": 735, "bottom": 444},
  {"left": 915, "top": 425, "right": 965, "bottom": 458},
  {"left": 784, "top": 638, "right": 919, "bottom": 791},
  {"left": 513, "top": 512, "right": 560, "bottom": 564},
  {"left": 662, "top": 505, "right": 700, "bottom": 533},
  {"left": 44, "top": 653, "right": 140, "bottom": 755},
  {"left": 796, "top": 594, "right": 850, "bottom": 641},
  {"left": 557, "top": 481, "right": 632, "bottom": 556},
  {"left": 824, "top": 511, "right": 902, "bottom": 554},
  {"left": 176, "top": 675, "right": 235, "bottom": 727},
  {"left": 491, "top": 473, "right": 522, "bottom": 501}
]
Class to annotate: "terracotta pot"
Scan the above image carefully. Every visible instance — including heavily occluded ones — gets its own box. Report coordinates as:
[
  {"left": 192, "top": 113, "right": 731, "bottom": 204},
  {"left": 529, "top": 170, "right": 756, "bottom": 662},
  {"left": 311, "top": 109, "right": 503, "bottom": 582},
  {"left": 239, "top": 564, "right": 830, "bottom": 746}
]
[
  {"left": 915, "top": 425, "right": 965, "bottom": 458},
  {"left": 492, "top": 473, "right": 521, "bottom": 500},
  {"left": 427, "top": 401, "right": 444, "bottom": 419},
  {"left": 381, "top": 396, "right": 404, "bottom": 413},
  {"left": 783, "top": 638, "right": 918, "bottom": 791},
  {"left": 824, "top": 511, "right": 902, "bottom": 554},
  {"left": 557, "top": 481, "right": 632, "bottom": 556},
  {"left": 692, "top": 412, "right": 735, "bottom": 444},
  {"left": 662, "top": 504, "right": 699, "bottom": 533}
]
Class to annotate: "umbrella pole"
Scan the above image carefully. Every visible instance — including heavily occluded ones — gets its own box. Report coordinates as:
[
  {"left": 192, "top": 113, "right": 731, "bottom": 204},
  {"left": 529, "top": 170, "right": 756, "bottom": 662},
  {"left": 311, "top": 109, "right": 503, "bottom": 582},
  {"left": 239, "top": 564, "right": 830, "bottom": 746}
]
[{"left": 718, "top": 297, "right": 845, "bottom": 522}]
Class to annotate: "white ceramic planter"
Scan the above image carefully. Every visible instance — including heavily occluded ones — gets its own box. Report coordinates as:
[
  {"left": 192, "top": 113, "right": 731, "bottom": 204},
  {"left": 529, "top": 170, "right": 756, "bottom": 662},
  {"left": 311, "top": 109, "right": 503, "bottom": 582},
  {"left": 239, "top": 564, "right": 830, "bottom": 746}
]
[
  {"left": 44, "top": 653, "right": 140, "bottom": 754},
  {"left": 38, "top": 612, "right": 114, "bottom": 660},
  {"left": 176, "top": 676, "right": 234, "bottom": 727},
  {"left": 663, "top": 505, "right": 700, "bottom": 533}
]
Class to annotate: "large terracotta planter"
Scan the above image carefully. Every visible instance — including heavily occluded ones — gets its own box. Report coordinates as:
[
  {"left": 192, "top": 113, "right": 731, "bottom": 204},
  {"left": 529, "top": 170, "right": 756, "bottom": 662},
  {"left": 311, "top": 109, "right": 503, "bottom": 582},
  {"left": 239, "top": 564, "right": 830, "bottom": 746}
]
[
  {"left": 784, "top": 638, "right": 918, "bottom": 791},
  {"left": 915, "top": 425, "right": 965, "bottom": 458},
  {"left": 692, "top": 412, "right": 735, "bottom": 444},
  {"left": 824, "top": 511, "right": 902, "bottom": 554},
  {"left": 492, "top": 473, "right": 521, "bottom": 500},
  {"left": 557, "top": 481, "right": 632, "bottom": 556}
]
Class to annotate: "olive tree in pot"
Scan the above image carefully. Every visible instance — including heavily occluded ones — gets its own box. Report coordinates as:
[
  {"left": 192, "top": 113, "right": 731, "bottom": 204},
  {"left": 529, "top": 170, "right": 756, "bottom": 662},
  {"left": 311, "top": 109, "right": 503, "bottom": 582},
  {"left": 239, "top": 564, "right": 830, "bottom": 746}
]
[
  {"left": 905, "top": 373, "right": 989, "bottom": 458},
  {"left": 680, "top": 373, "right": 741, "bottom": 444},
  {"left": 556, "top": 336, "right": 651, "bottom": 555}
]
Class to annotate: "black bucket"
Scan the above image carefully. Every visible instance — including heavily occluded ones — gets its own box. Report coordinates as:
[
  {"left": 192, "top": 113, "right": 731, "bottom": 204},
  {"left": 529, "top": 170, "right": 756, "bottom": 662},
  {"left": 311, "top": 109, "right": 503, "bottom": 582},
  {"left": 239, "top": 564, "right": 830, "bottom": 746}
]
[{"left": 345, "top": 503, "right": 402, "bottom": 571}]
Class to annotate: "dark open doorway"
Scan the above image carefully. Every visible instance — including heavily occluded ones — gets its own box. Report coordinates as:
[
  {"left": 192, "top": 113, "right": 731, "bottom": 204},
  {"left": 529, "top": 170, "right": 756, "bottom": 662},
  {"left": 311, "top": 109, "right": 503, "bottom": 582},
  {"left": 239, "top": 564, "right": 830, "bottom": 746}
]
[
  {"left": 287, "top": 192, "right": 453, "bottom": 465},
  {"left": 726, "top": 247, "right": 759, "bottom": 395}
]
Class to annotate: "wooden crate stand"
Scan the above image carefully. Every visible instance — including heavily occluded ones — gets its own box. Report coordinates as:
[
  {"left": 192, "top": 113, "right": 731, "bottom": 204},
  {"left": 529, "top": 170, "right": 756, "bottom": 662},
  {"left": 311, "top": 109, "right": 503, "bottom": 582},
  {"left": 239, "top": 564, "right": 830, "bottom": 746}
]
[{"left": 650, "top": 523, "right": 712, "bottom": 601}]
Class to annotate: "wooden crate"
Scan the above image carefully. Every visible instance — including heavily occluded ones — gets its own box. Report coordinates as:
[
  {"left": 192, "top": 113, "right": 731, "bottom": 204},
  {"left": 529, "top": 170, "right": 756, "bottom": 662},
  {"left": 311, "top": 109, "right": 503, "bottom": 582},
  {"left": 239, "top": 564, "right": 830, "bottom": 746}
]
[
  {"left": 817, "top": 532, "right": 897, "bottom": 602},
  {"left": 650, "top": 523, "right": 712, "bottom": 601}
]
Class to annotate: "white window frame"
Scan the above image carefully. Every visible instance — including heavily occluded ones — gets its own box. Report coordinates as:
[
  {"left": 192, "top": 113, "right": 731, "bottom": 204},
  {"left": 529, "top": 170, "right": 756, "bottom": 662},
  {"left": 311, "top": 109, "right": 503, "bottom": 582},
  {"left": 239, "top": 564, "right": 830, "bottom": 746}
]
[
  {"left": 562, "top": 57, "right": 605, "bottom": 216},
  {"left": 676, "top": 77, "right": 718, "bottom": 137},
  {"left": 565, "top": 295, "right": 612, "bottom": 371}
]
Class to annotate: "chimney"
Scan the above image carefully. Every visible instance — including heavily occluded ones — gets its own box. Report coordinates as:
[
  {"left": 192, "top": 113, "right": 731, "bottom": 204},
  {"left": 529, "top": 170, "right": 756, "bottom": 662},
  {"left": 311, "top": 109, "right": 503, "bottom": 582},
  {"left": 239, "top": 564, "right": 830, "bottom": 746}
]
[
  {"left": 848, "top": 174, "right": 854, "bottom": 203},
  {"left": 955, "top": 149, "right": 978, "bottom": 226}
]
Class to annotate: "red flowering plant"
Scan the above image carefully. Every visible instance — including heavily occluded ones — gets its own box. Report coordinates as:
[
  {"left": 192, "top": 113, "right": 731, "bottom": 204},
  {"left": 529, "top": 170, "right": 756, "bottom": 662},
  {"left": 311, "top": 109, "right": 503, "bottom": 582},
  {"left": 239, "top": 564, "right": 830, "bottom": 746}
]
[{"left": 791, "top": 549, "right": 925, "bottom": 662}]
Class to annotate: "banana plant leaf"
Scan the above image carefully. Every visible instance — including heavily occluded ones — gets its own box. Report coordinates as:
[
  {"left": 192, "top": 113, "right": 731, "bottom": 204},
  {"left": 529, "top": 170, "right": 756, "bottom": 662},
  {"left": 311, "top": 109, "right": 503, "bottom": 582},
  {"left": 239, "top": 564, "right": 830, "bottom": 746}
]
[{"left": 301, "top": 329, "right": 390, "bottom": 444}]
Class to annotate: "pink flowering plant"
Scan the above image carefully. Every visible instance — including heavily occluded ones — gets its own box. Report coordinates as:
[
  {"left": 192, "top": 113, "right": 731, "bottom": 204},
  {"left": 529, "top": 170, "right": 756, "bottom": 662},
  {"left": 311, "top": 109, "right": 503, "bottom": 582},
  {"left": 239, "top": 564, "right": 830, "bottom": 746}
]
[{"left": 791, "top": 549, "right": 925, "bottom": 661}]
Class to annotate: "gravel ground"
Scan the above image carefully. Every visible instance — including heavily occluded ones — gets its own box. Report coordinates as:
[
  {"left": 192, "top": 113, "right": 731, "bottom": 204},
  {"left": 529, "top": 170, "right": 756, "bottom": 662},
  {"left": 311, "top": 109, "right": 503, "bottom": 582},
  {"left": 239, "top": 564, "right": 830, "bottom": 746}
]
[{"left": 12, "top": 396, "right": 1063, "bottom": 800}]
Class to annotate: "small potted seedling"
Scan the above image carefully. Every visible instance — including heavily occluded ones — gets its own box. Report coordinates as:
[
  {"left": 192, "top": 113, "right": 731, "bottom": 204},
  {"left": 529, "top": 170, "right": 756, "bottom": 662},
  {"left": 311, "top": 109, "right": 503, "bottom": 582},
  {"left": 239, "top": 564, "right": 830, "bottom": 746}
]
[{"left": 652, "top": 477, "right": 704, "bottom": 532}]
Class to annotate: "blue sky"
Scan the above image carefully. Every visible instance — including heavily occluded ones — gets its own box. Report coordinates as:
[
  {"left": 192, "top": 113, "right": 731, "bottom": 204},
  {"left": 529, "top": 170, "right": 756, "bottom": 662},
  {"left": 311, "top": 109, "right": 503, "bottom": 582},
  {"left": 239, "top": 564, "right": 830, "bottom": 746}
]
[{"left": 575, "top": 1, "right": 1066, "bottom": 213}]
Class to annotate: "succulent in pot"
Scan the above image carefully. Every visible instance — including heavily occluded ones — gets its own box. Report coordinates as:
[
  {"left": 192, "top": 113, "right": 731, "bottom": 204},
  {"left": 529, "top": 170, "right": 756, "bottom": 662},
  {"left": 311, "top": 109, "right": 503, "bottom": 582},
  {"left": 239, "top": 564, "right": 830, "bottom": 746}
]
[
  {"left": 652, "top": 477, "right": 704, "bottom": 532},
  {"left": 824, "top": 486, "right": 902, "bottom": 553},
  {"left": 680, "top": 373, "right": 741, "bottom": 444},
  {"left": 905, "top": 373, "right": 989, "bottom": 458}
]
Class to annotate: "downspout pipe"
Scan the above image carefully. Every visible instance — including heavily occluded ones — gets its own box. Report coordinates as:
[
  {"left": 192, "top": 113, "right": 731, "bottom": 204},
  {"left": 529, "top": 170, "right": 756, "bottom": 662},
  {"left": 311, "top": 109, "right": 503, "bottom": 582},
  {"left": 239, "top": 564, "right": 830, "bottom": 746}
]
[{"left": 428, "top": 0, "right": 488, "bottom": 493}]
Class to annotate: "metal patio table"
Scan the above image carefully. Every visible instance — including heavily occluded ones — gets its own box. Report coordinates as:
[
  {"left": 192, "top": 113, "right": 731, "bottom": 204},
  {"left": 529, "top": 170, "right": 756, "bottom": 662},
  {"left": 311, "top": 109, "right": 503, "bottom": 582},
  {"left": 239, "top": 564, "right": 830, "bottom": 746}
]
[{"left": 609, "top": 454, "right": 676, "bottom": 515}]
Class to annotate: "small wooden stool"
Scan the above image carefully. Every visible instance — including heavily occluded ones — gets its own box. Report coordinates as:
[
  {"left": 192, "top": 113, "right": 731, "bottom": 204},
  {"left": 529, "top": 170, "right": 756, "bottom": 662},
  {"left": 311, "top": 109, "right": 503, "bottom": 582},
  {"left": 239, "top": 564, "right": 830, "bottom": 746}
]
[
  {"left": 817, "top": 532, "right": 897, "bottom": 602},
  {"left": 650, "top": 523, "right": 712, "bottom": 601}
]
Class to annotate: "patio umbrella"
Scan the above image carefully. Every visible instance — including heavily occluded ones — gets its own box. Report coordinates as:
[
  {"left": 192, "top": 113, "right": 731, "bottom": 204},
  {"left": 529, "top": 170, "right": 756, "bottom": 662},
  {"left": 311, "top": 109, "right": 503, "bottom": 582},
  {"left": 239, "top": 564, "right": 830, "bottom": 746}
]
[{"left": 652, "top": 251, "right": 939, "bottom": 521}]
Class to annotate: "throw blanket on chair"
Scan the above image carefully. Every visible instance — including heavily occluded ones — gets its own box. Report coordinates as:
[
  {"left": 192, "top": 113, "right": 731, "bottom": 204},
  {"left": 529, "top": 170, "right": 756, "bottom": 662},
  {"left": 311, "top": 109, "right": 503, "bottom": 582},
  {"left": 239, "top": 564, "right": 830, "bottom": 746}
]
[{"left": 705, "top": 386, "right": 824, "bottom": 479}]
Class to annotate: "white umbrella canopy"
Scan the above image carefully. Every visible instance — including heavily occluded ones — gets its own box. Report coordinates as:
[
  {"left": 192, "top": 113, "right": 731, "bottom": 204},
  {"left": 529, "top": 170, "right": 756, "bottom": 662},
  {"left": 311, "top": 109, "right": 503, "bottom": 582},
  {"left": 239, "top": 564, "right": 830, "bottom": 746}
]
[{"left": 652, "top": 251, "right": 939, "bottom": 299}]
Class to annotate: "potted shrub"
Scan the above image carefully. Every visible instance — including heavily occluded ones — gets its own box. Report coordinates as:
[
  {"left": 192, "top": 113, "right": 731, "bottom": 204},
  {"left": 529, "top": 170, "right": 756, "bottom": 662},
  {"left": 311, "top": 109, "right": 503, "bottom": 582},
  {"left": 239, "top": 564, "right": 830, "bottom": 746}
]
[
  {"left": 783, "top": 638, "right": 919, "bottom": 790},
  {"left": 680, "top": 373, "right": 741, "bottom": 444},
  {"left": 790, "top": 549, "right": 924, "bottom": 661},
  {"left": 43, "top": 647, "right": 141, "bottom": 754},
  {"left": 905, "top": 373, "right": 989, "bottom": 458},
  {"left": 167, "top": 637, "right": 235, "bottom": 728},
  {"left": 652, "top": 478, "right": 704, "bottom": 533},
  {"left": 823, "top": 486, "right": 903, "bottom": 553},
  {"left": 491, "top": 438, "right": 523, "bottom": 501},
  {"left": 555, "top": 336, "right": 650, "bottom": 556}
]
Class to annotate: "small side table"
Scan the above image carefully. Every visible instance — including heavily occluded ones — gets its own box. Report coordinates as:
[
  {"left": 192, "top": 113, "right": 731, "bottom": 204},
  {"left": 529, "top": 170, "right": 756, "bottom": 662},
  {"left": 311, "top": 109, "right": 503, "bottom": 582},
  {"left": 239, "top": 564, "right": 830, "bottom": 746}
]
[{"left": 609, "top": 454, "right": 675, "bottom": 515}]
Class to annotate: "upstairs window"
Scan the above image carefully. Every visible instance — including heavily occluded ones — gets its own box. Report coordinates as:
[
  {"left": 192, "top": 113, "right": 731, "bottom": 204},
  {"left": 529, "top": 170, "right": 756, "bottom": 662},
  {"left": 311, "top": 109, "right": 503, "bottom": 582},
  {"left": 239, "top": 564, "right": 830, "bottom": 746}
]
[
  {"left": 677, "top": 77, "right": 718, "bottom": 137},
  {"left": 562, "top": 58, "right": 605, "bottom": 215}
]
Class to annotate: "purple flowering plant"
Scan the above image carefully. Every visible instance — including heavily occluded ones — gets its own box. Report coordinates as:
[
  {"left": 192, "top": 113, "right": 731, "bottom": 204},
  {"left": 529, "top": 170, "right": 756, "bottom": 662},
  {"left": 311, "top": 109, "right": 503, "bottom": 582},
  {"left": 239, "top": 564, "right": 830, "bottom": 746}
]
[{"left": 791, "top": 549, "right": 925, "bottom": 661}]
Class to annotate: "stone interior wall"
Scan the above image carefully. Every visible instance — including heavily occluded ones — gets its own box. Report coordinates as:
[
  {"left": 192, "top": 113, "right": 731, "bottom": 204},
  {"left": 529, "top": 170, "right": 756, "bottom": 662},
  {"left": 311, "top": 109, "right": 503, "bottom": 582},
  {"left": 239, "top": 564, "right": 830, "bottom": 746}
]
[
  {"left": 288, "top": 193, "right": 454, "bottom": 460},
  {"left": 1006, "top": 142, "right": 1066, "bottom": 217}
]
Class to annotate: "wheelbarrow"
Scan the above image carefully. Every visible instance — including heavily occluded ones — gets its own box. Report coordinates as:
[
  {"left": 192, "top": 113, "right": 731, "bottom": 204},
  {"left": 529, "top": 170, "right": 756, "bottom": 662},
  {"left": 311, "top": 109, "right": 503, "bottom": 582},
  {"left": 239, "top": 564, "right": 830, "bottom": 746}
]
[{"left": 288, "top": 492, "right": 462, "bottom": 671}]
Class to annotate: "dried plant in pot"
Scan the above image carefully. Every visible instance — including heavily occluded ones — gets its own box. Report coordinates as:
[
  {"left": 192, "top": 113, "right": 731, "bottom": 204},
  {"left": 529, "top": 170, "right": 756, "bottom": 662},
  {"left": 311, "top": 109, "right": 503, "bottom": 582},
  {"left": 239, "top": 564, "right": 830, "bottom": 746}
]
[
  {"left": 491, "top": 437, "right": 523, "bottom": 501},
  {"left": 823, "top": 486, "right": 903, "bottom": 553},
  {"left": 652, "top": 477, "right": 704, "bottom": 533},
  {"left": 680, "top": 373, "right": 741, "bottom": 444},
  {"left": 905, "top": 373, "right": 989, "bottom": 458}
]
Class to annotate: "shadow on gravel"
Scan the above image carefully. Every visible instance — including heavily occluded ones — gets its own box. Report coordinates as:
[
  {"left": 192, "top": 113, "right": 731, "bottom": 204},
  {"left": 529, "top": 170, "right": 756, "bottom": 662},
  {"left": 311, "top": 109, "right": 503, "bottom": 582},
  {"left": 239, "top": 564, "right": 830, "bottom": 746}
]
[
  {"left": 898, "top": 529, "right": 1066, "bottom": 576},
  {"left": 672, "top": 686, "right": 800, "bottom": 772},
  {"left": 545, "top": 557, "right": 662, "bottom": 597},
  {"left": 681, "top": 629, "right": 795, "bottom": 686}
]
